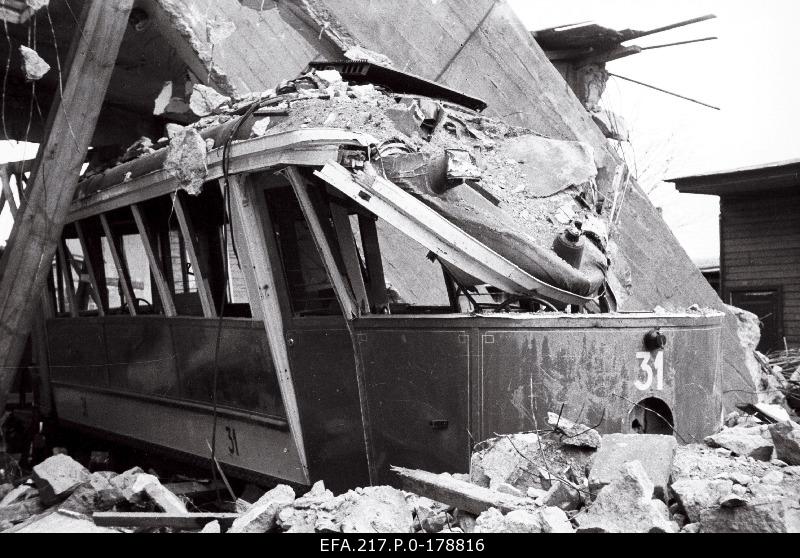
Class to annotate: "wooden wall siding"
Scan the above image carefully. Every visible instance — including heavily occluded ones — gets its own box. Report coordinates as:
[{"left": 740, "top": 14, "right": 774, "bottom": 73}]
[{"left": 721, "top": 191, "right": 800, "bottom": 345}]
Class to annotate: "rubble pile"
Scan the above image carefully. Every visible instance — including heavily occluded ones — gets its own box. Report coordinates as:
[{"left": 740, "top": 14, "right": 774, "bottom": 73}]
[
  {"left": 1, "top": 409, "right": 799, "bottom": 533},
  {"left": 85, "top": 68, "right": 611, "bottom": 297}
]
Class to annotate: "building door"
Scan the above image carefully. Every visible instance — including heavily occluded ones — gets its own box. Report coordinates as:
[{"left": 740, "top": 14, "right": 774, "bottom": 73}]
[{"left": 729, "top": 289, "right": 783, "bottom": 353}]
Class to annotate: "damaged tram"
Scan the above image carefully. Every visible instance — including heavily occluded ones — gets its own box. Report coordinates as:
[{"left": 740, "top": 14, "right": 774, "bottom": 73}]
[{"left": 39, "top": 63, "right": 723, "bottom": 491}]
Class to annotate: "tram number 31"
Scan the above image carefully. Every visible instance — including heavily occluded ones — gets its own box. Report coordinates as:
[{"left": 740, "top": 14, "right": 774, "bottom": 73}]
[
  {"left": 225, "top": 426, "right": 240, "bottom": 457},
  {"left": 634, "top": 350, "right": 664, "bottom": 391}
]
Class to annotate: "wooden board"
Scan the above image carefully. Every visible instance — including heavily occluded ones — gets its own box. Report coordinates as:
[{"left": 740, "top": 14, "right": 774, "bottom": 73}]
[{"left": 92, "top": 511, "right": 239, "bottom": 530}]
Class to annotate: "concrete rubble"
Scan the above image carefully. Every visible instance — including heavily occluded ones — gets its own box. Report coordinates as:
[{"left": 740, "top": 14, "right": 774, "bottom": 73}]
[{"left": 0, "top": 406, "right": 799, "bottom": 532}]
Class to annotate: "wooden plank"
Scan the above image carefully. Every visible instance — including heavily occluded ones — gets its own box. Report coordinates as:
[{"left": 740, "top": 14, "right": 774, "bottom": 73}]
[
  {"left": 131, "top": 203, "right": 176, "bottom": 317},
  {"left": 172, "top": 192, "right": 216, "bottom": 318},
  {"left": 227, "top": 173, "right": 309, "bottom": 483},
  {"left": 358, "top": 214, "right": 389, "bottom": 313},
  {"left": 92, "top": 511, "right": 239, "bottom": 530},
  {"left": 57, "top": 241, "right": 78, "bottom": 318},
  {"left": 330, "top": 201, "right": 370, "bottom": 314},
  {"left": 0, "top": 0, "right": 134, "bottom": 412},
  {"left": 74, "top": 221, "right": 105, "bottom": 316},
  {"left": 314, "top": 162, "right": 593, "bottom": 305},
  {"left": 391, "top": 466, "right": 534, "bottom": 516},
  {"left": 99, "top": 214, "right": 137, "bottom": 316},
  {"left": 285, "top": 167, "right": 356, "bottom": 318}
]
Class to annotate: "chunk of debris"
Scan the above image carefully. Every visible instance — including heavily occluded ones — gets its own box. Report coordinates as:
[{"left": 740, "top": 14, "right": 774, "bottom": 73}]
[
  {"left": 495, "top": 135, "right": 597, "bottom": 197},
  {"left": 670, "top": 478, "right": 734, "bottom": 522},
  {"left": 336, "top": 486, "right": 414, "bottom": 533},
  {"left": 315, "top": 69, "right": 343, "bottom": 87},
  {"left": 576, "top": 461, "right": 676, "bottom": 533},
  {"left": 474, "top": 506, "right": 573, "bottom": 533},
  {"left": 385, "top": 103, "right": 424, "bottom": 137},
  {"left": 547, "top": 411, "right": 601, "bottom": 449},
  {"left": 277, "top": 506, "right": 319, "bottom": 533},
  {"left": 704, "top": 426, "right": 773, "bottom": 461},
  {"left": 294, "top": 480, "right": 334, "bottom": 509},
  {"left": 445, "top": 149, "right": 481, "bottom": 181},
  {"left": 0, "top": 483, "right": 35, "bottom": 507},
  {"left": 408, "top": 494, "right": 452, "bottom": 533},
  {"left": 229, "top": 484, "right": 295, "bottom": 533},
  {"left": 769, "top": 421, "right": 800, "bottom": 466},
  {"left": 392, "top": 466, "right": 534, "bottom": 516},
  {"left": 591, "top": 109, "right": 629, "bottom": 142},
  {"left": 343, "top": 46, "right": 393, "bottom": 67},
  {"left": 589, "top": 434, "right": 676, "bottom": 501},
  {"left": 726, "top": 304, "right": 762, "bottom": 393},
  {"left": 19, "top": 45, "right": 50, "bottom": 81},
  {"left": 32, "top": 454, "right": 90, "bottom": 505},
  {"left": 189, "top": 84, "right": 231, "bottom": 117},
  {"left": 141, "top": 478, "right": 188, "bottom": 514},
  {"left": 543, "top": 480, "right": 582, "bottom": 511},
  {"left": 199, "top": 520, "right": 221, "bottom": 533},
  {"left": 164, "top": 127, "right": 208, "bottom": 195},
  {"left": 250, "top": 117, "right": 271, "bottom": 137},
  {"left": 0, "top": 498, "right": 43, "bottom": 524},
  {"left": 17, "top": 509, "right": 118, "bottom": 533},
  {"left": 59, "top": 472, "right": 118, "bottom": 515}
]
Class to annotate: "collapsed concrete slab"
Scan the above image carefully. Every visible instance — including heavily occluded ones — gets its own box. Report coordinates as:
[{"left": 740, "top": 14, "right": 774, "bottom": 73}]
[
  {"left": 32, "top": 454, "right": 91, "bottom": 506},
  {"left": 588, "top": 434, "right": 676, "bottom": 501}
]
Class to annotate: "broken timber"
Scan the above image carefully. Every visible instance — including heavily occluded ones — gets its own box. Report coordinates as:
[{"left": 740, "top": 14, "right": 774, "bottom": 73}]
[
  {"left": 0, "top": 0, "right": 134, "bottom": 412},
  {"left": 391, "top": 466, "right": 534, "bottom": 516}
]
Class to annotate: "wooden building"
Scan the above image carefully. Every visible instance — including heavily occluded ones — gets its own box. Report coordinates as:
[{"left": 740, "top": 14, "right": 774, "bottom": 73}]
[{"left": 672, "top": 159, "right": 800, "bottom": 352}]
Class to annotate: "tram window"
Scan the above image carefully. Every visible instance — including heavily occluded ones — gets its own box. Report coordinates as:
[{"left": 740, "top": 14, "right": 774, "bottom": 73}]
[
  {"left": 64, "top": 238, "right": 100, "bottom": 315},
  {"left": 265, "top": 186, "right": 341, "bottom": 317},
  {"left": 121, "top": 233, "right": 153, "bottom": 312}
]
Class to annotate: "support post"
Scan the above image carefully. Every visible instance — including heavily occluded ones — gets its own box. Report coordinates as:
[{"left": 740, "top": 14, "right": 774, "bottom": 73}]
[{"left": 0, "top": 0, "right": 134, "bottom": 412}]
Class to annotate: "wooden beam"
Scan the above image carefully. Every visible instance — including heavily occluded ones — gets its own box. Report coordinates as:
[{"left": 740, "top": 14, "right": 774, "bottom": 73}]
[
  {"left": 57, "top": 241, "right": 78, "bottom": 318},
  {"left": 227, "top": 173, "right": 309, "bottom": 483},
  {"left": 285, "top": 167, "right": 357, "bottom": 318},
  {"left": 131, "top": 203, "right": 176, "bottom": 317},
  {"left": 99, "top": 214, "right": 137, "bottom": 316},
  {"left": 92, "top": 512, "right": 239, "bottom": 530},
  {"left": 172, "top": 192, "right": 216, "bottom": 318},
  {"left": 357, "top": 214, "right": 389, "bottom": 313},
  {"left": 74, "top": 221, "right": 106, "bottom": 316},
  {"left": 0, "top": 0, "right": 134, "bottom": 412},
  {"left": 330, "top": 201, "right": 369, "bottom": 314},
  {"left": 391, "top": 466, "right": 534, "bottom": 516}
]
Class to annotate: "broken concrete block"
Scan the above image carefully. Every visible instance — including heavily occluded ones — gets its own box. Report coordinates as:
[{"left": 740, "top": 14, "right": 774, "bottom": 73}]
[
  {"left": 143, "top": 480, "right": 188, "bottom": 514},
  {"left": 705, "top": 427, "right": 773, "bottom": 461},
  {"left": 0, "top": 498, "right": 43, "bottom": 524},
  {"left": 474, "top": 506, "right": 573, "bottom": 533},
  {"left": 0, "top": 484, "right": 35, "bottom": 508},
  {"left": 543, "top": 480, "right": 582, "bottom": 512},
  {"left": 59, "top": 472, "right": 117, "bottom": 514},
  {"left": 769, "top": 421, "right": 800, "bottom": 466},
  {"left": 164, "top": 127, "right": 208, "bottom": 195},
  {"left": 337, "top": 486, "right": 414, "bottom": 533},
  {"left": 200, "top": 520, "right": 221, "bottom": 533},
  {"left": 250, "top": 116, "right": 271, "bottom": 137},
  {"left": 455, "top": 509, "right": 476, "bottom": 533},
  {"left": 470, "top": 433, "right": 541, "bottom": 490},
  {"left": 189, "top": 84, "right": 231, "bottom": 117},
  {"left": 589, "top": 434, "right": 676, "bottom": 501},
  {"left": 386, "top": 104, "right": 424, "bottom": 137},
  {"left": 495, "top": 135, "right": 597, "bottom": 197},
  {"left": 32, "top": 454, "right": 90, "bottom": 505},
  {"left": 726, "top": 304, "right": 762, "bottom": 392},
  {"left": 206, "top": 16, "right": 236, "bottom": 45},
  {"left": 698, "top": 498, "right": 800, "bottom": 533},
  {"left": 315, "top": 69, "right": 342, "bottom": 87},
  {"left": 547, "top": 412, "right": 601, "bottom": 449},
  {"left": 591, "top": 109, "right": 629, "bottom": 142},
  {"left": 576, "top": 461, "right": 676, "bottom": 533},
  {"left": 278, "top": 506, "right": 318, "bottom": 533},
  {"left": 671, "top": 478, "right": 733, "bottom": 522},
  {"left": 229, "top": 484, "right": 295, "bottom": 533},
  {"left": 19, "top": 45, "right": 49, "bottom": 81},
  {"left": 294, "top": 480, "right": 335, "bottom": 509}
]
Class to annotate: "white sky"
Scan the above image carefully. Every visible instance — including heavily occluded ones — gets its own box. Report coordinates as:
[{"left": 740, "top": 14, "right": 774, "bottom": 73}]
[{"left": 510, "top": 0, "right": 800, "bottom": 267}]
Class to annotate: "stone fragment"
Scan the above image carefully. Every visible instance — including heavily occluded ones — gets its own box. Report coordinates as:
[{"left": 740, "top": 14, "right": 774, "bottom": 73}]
[
  {"left": 726, "top": 304, "right": 762, "bottom": 392},
  {"left": 543, "top": 480, "right": 582, "bottom": 511},
  {"left": 19, "top": 45, "right": 49, "bottom": 81},
  {"left": 206, "top": 16, "right": 236, "bottom": 45},
  {"left": 455, "top": 509, "right": 476, "bottom": 533},
  {"left": 143, "top": 480, "right": 188, "bottom": 514},
  {"left": 59, "top": 472, "right": 116, "bottom": 514},
  {"left": 229, "top": 484, "right": 295, "bottom": 533},
  {"left": 769, "top": 421, "right": 800, "bottom": 465},
  {"left": 200, "top": 520, "right": 221, "bottom": 533},
  {"left": 337, "top": 486, "right": 414, "bottom": 533},
  {"left": 698, "top": 499, "right": 800, "bottom": 533},
  {"left": 547, "top": 412, "right": 601, "bottom": 449},
  {"left": 705, "top": 427, "right": 773, "bottom": 461},
  {"left": 315, "top": 69, "right": 342, "bottom": 86},
  {"left": 474, "top": 506, "right": 573, "bottom": 533},
  {"left": 32, "top": 454, "right": 90, "bottom": 505},
  {"left": 278, "top": 507, "right": 317, "bottom": 533},
  {"left": 294, "top": 480, "right": 334, "bottom": 509},
  {"left": 576, "top": 461, "right": 676, "bottom": 533},
  {"left": 0, "top": 498, "right": 43, "bottom": 524},
  {"left": 164, "top": 127, "right": 208, "bottom": 195},
  {"left": 494, "top": 482, "right": 523, "bottom": 497},
  {"left": 671, "top": 479, "right": 733, "bottom": 522},
  {"left": 589, "top": 434, "right": 676, "bottom": 501},
  {"left": 0, "top": 484, "right": 35, "bottom": 507},
  {"left": 386, "top": 104, "right": 424, "bottom": 137},
  {"left": 189, "top": 84, "right": 231, "bottom": 117},
  {"left": 761, "top": 470, "right": 785, "bottom": 485}
]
